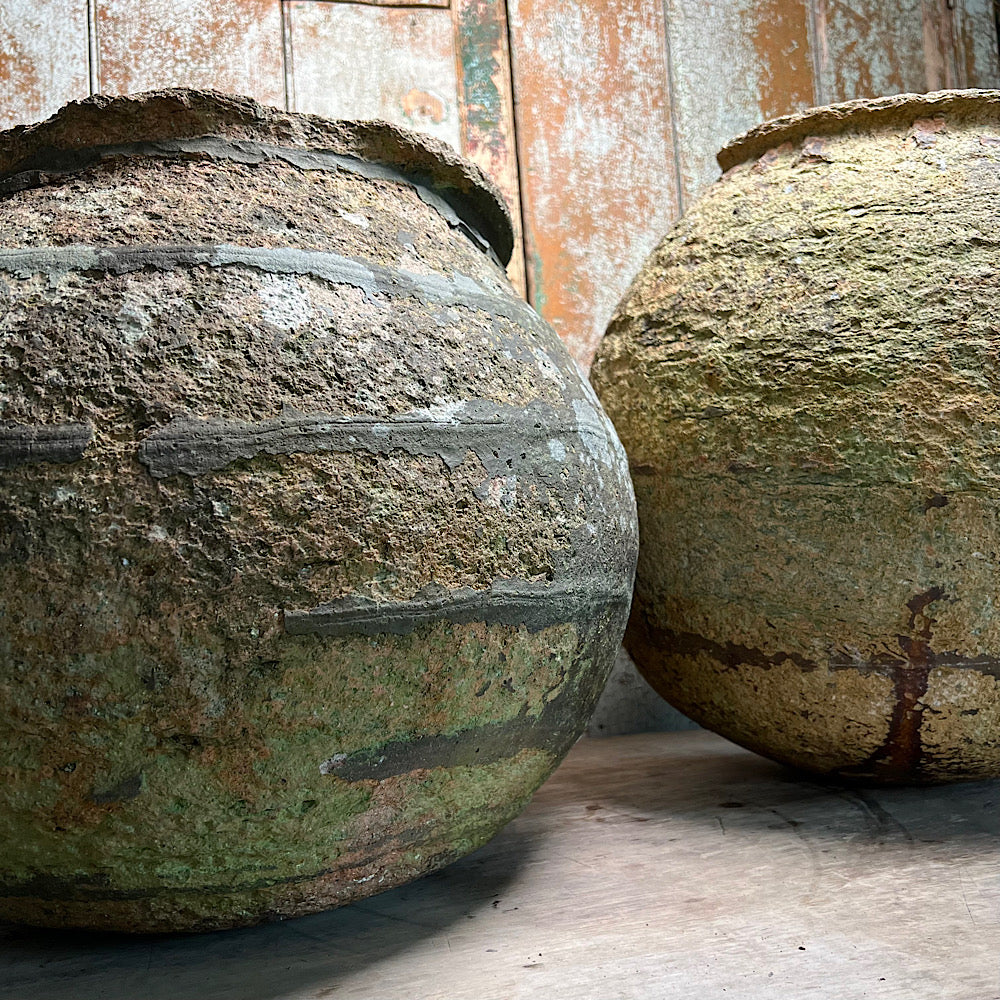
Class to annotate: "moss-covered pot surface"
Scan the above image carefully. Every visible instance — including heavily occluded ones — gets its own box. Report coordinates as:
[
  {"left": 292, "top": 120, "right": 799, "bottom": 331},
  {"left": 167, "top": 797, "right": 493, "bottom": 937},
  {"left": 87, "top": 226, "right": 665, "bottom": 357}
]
[
  {"left": 592, "top": 89, "right": 1000, "bottom": 784},
  {"left": 0, "top": 90, "right": 637, "bottom": 931}
]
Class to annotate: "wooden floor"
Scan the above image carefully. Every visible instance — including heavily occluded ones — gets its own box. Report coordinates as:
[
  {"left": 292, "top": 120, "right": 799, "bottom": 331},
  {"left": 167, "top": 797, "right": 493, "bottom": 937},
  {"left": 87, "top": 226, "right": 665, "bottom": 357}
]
[{"left": 2, "top": 730, "right": 999, "bottom": 999}]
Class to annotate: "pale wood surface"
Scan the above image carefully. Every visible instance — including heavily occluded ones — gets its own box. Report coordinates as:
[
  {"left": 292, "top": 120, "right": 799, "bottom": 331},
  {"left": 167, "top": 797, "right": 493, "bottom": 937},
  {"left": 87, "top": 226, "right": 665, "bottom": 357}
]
[
  {"left": 96, "top": 0, "right": 285, "bottom": 107},
  {"left": 287, "top": 1, "right": 461, "bottom": 151},
  {"left": 0, "top": 1, "right": 90, "bottom": 130},
  {"left": 2, "top": 730, "right": 998, "bottom": 999}
]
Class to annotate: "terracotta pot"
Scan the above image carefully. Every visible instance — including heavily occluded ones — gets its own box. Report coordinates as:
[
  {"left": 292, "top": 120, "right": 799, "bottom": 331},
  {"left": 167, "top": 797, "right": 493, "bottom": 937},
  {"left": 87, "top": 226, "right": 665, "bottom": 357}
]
[
  {"left": 0, "top": 90, "right": 637, "bottom": 931},
  {"left": 592, "top": 89, "right": 1000, "bottom": 784}
]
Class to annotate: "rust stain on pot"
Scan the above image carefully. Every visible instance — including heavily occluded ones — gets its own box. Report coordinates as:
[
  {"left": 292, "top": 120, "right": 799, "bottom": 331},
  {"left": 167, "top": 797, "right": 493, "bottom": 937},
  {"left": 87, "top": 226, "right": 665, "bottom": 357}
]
[{"left": 845, "top": 588, "right": 947, "bottom": 781}]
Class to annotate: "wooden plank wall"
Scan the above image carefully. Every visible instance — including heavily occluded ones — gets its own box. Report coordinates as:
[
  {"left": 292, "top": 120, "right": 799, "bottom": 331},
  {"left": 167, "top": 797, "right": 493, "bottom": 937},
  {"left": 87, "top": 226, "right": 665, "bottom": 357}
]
[
  {"left": 284, "top": 2, "right": 463, "bottom": 150},
  {"left": 451, "top": 0, "right": 525, "bottom": 293},
  {"left": 505, "top": 0, "right": 679, "bottom": 361},
  {"left": 509, "top": 0, "right": 1000, "bottom": 367},
  {"left": 0, "top": 1, "right": 998, "bottom": 363},
  {"left": 95, "top": 0, "right": 285, "bottom": 105},
  {"left": 0, "top": 2, "right": 90, "bottom": 131}
]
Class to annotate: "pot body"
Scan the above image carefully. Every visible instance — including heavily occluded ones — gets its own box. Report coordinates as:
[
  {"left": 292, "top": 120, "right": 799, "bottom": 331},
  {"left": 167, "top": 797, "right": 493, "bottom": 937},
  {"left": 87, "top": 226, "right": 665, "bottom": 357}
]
[
  {"left": 592, "top": 90, "right": 1000, "bottom": 784},
  {"left": 0, "top": 90, "right": 637, "bottom": 931}
]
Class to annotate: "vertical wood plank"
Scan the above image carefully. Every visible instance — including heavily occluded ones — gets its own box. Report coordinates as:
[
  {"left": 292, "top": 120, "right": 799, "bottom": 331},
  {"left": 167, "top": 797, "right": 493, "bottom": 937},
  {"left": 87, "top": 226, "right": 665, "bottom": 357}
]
[
  {"left": 919, "top": 0, "right": 960, "bottom": 90},
  {"left": 951, "top": 0, "right": 1000, "bottom": 87},
  {"left": 811, "top": 0, "right": 930, "bottom": 103},
  {"left": 664, "top": 0, "right": 815, "bottom": 207},
  {"left": 507, "top": 0, "right": 679, "bottom": 368},
  {"left": 287, "top": 1, "right": 462, "bottom": 152},
  {"left": 453, "top": 0, "right": 526, "bottom": 295},
  {"left": 96, "top": 0, "right": 284, "bottom": 106},
  {"left": 0, "top": 1, "right": 90, "bottom": 130}
]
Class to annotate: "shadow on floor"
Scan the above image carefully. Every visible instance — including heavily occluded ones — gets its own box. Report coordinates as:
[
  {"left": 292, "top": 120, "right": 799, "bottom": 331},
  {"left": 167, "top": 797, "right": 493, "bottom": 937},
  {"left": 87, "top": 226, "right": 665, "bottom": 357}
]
[
  {"left": 550, "top": 732, "right": 1000, "bottom": 852},
  {"left": 0, "top": 823, "right": 536, "bottom": 1000}
]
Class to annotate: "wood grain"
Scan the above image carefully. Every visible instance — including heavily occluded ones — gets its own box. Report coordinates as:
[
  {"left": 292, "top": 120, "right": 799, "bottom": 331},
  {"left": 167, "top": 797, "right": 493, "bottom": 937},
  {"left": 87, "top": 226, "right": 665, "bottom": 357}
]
[
  {"left": 811, "top": 0, "right": 931, "bottom": 103},
  {"left": 951, "top": 0, "right": 1000, "bottom": 88},
  {"left": 665, "top": 0, "right": 816, "bottom": 208},
  {"left": 2, "top": 731, "right": 999, "bottom": 999},
  {"left": 453, "top": 0, "right": 526, "bottom": 294},
  {"left": 320, "top": 0, "right": 450, "bottom": 7}
]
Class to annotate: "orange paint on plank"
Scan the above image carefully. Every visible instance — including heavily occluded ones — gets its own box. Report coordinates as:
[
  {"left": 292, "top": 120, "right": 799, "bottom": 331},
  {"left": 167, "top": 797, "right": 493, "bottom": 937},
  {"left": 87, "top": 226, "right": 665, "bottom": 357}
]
[
  {"left": 402, "top": 88, "right": 447, "bottom": 124},
  {"left": 453, "top": 0, "right": 525, "bottom": 294},
  {"left": 509, "top": 0, "right": 678, "bottom": 367},
  {"left": 321, "top": 0, "right": 450, "bottom": 6},
  {"left": 97, "top": 0, "right": 284, "bottom": 105},
  {"left": 921, "top": 0, "right": 957, "bottom": 91},
  {"left": 816, "top": 0, "right": 930, "bottom": 103},
  {"left": 0, "top": 35, "right": 43, "bottom": 123},
  {"left": 0, "top": 2, "right": 89, "bottom": 129},
  {"left": 747, "top": 0, "right": 814, "bottom": 120},
  {"left": 952, "top": 0, "right": 1000, "bottom": 88}
]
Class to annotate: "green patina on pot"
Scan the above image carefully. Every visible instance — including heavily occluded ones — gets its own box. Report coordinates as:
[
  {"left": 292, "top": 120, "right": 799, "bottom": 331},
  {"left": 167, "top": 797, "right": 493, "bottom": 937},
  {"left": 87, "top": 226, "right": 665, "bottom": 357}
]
[
  {"left": 0, "top": 89, "right": 637, "bottom": 931},
  {"left": 591, "top": 89, "right": 1000, "bottom": 785}
]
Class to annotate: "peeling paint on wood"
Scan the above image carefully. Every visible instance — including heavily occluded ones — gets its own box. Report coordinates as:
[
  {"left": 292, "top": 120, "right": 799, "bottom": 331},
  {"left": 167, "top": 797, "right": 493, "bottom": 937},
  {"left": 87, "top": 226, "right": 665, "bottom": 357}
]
[
  {"left": 749, "top": 0, "right": 815, "bottom": 121},
  {"left": 453, "top": 0, "right": 526, "bottom": 294},
  {"left": 287, "top": 1, "right": 462, "bottom": 151},
  {"left": 322, "top": 0, "right": 449, "bottom": 6},
  {"left": 951, "top": 0, "right": 1000, "bottom": 87},
  {"left": 95, "top": 0, "right": 284, "bottom": 105},
  {"left": 665, "top": 0, "right": 816, "bottom": 208},
  {"left": 507, "top": 0, "right": 678, "bottom": 368},
  {"left": 0, "top": 2, "right": 89, "bottom": 130},
  {"left": 811, "top": 0, "right": 931, "bottom": 103}
]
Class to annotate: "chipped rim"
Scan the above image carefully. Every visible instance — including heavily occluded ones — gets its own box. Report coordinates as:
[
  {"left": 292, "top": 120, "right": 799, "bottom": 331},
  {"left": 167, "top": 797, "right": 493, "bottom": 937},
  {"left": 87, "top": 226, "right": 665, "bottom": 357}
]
[
  {"left": 0, "top": 88, "right": 515, "bottom": 266},
  {"left": 718, "top": 88, "right": 1000, "bottom": 172}
]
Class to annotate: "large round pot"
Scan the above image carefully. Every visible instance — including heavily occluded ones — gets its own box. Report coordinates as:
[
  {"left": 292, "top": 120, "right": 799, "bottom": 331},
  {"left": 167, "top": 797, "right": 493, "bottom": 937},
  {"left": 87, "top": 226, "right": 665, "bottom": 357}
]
[
  {"left": 591, "top": 89, "right": 1000, "bottom": 784},
  {"left": 0, "top": 90, "right": 637, "bottom": 931}
]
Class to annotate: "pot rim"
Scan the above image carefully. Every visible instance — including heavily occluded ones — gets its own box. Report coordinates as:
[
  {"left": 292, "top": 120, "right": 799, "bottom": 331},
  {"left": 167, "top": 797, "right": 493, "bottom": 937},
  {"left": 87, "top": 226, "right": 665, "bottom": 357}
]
[
  {"left": 0, "top": 88, "right": 515, "bottom": 266},
  {"left": 717, "top": 87, "right": 1000, "bottom": 173}
]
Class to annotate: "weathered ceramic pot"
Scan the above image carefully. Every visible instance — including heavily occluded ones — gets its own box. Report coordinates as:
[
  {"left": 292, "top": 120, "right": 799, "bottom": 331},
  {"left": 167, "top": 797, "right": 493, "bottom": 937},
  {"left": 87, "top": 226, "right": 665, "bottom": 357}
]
[
  {"left": 592, "top": 89, "right": 1000, "bottom": 784},
  {"left": 0, "top": 90, "right": 637, "bottom": 931}
]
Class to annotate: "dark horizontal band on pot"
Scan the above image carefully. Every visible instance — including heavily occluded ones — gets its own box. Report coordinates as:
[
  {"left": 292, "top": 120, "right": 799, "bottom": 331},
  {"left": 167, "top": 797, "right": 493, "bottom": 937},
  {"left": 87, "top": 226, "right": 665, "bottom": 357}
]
[
  {"left": 630, "top": 612, "right": 1000, "bottom": 679},
  {"left": 285, "top": 579, "right": 630, "bottom": 637},
  {"left": 317, "top": 672, "right": 601, "bottom": 781},
  {"left": 138, "top": 404, "right": 611, "bottom": 478},
  {"left": 0, "top": 242, "right": 539, "bottom": 328},
  {"left": 0, "top": 682, "right": 601, "bottom": 902},
  {"left": 0, "top": 135, "right": 508, "bottom": 265},
  {"left": 0, "top": 422, "right": 93, "bottom": 468}
]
